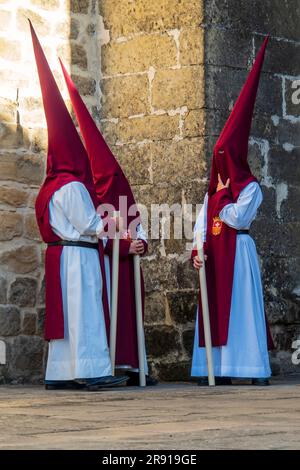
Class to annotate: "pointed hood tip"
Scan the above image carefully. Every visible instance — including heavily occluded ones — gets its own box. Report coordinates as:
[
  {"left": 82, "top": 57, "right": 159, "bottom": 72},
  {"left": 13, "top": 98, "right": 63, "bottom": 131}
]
[{"left": 30, "top": 23, "right": 94, "bottom": 191}]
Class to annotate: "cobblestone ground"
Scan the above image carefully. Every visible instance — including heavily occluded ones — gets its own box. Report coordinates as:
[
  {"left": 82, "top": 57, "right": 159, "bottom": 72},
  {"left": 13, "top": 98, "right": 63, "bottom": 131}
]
[{"left": 0, "top": 377, "right": 300, "bottom": 450}]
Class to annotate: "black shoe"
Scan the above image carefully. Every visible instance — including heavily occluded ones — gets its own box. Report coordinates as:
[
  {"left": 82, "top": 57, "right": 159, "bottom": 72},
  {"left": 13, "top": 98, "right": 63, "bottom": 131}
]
[
  {"left": 197, "top": 376, "right": 232, "bottom": 386},
  {"left": 126, "top": 371, "right": 158, "bottom": 386},
  {"left": 86, "top": 375, "right": 129, "bottom": 391},
  {"left": 45, "top": 380, "right": 86, "bottom": 390},
  {"left": 252, "top": 378, "right": 270, "bottom": 386}
]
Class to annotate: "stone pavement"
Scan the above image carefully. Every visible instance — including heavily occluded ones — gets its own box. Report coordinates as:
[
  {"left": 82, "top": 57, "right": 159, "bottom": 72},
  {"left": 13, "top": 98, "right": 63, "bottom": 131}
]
[{"left": 0, "top": 377, "right": 300, "bottom": 450}]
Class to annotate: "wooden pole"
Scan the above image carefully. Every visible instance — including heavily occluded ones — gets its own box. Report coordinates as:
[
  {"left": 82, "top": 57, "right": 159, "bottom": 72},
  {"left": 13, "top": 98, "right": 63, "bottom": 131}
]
[
  {"left": 110, "top": 211, "right": 120, "bottom": 375},
  {"left": 133, "top": 254, "right": 146, "bottom": 387},
  {"left": 196, "top": 232, "right": 215, "bottom": 386}
]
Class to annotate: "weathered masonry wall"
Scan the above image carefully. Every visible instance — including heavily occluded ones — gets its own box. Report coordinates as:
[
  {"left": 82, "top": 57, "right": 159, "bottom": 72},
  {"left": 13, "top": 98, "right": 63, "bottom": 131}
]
[{"left": 0, "top": 0, "right": 299, "bottom": 382}]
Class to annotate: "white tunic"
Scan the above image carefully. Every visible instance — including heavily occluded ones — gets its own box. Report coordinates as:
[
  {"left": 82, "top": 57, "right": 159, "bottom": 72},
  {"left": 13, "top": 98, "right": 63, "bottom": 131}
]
[
  {"left": 191, "top": 182, "right": 271, "bottom": 378},
  {"left": 45, "top": 181, "right": 112, "bottom": 380}
]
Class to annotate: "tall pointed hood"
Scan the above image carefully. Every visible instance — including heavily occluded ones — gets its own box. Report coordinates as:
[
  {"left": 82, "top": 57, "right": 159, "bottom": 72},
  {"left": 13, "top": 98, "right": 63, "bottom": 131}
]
[
  {"left": 208, "top": 35, "right": 269, "bottom": 200},
  {"left": 59, "top": 58, "right": 138, "bottom": 227},
  {"left": 29, "top": 20, "right": 97, "bottom": 221}
]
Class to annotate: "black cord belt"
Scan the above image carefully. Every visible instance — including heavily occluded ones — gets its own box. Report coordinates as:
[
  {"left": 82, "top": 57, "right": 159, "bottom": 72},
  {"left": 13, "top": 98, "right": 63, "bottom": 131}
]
[
  {"left": 236, "top": 230, "right": 249, "bottom": 235},
  {"left": 47, "top": 240, "right": 99, "bottom": 250}
]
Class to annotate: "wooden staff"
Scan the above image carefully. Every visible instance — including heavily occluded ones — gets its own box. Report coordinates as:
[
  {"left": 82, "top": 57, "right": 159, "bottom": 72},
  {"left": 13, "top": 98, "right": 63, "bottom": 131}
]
[
  {"left": 110, "top": 211, "right": 120, "bottom": 375},
  {"left": 133, "top": 253, "right": 146, "bottom": 387},
  {"left": 196, "top": 232, "right": 215, "bottom": 386}
]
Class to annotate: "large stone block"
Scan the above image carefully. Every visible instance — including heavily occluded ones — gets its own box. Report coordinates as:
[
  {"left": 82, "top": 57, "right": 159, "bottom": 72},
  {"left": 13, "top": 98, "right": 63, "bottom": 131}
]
[
  {"left": 17, "top": 9, "right": 50, "bottom": 35},
  {"left": 0, "top": 306, "right": 20, "bottom": 336},
  {"left": 0, "top": 37, "right": 21, "bottom": 61},
  {"left": 269, "top": 146, "right": 300, "bottom": 186},
  {"left": 180, "top": 27, "right": 204, "bottom": 66},
  {"left": 205, "top": 0, "right": 299, "bottom": 41},
  {"left": 156, "top": 360, "right": 191, "bottom": 381},
  {"left": 22, "top": 312, "right": 37, "bottom": 336},
  {"left": 71, "top": 43, "right": 88, "bottom": 70},
  {"left": 9, "top": 277, "right": 38, "bottom": 308},
  {"left": 7, "top": 335, "right": 44, "bottom": 381},
  {"left": 31, "top": 0, "right": 60, "bottom": 8},
  {"left": 182, "top": 109, "right": 205, "bottom": 138},
  {"left": 111, "top": 143, "right": 151, "bottom": 185},
  {"left": 142, "top": 257, "right": 179, "bottom": 292},
  {"left": 145, "top": 324, "right": 180, "bottom": 357},
  {"left": 0, "top": 9, "right": 11, "bottom": 32},
  {"left": 102, "top": 34, "right": 177, "bottom": 75},
  {"left": 151, "top": 138, "right": 206, "bottom": 184},
  {"left": 99, "top": 0, "right": 203, "bottom": 38},
  {"left": 0, "top": 154, "right": 44, "bottom": 185},
  {"left": 205, "top": 28, "right": 252, "bottom": 68},
  {"left": 256, "top": 36, "right": 300, "bottom": 76},
  {"left": 0, "top": 123, "right": 28, "bottom": 149},
  {"left": 0, "top": 97, "right": 17, "bottom": 123},
  {"left": 144, "top": 291, "right": 166, "bottom": 324},
  {"left": 152, "top": 66, "right": 204, "bottom": 110},
  {"left": 0, "top": 276, "right": 7, "bottom": 303},
  {"left": 101, "top": 114, "right": 179, "bottom": 144},
  {"left": 24, "top": 213, "right": 41, "bottom": 242},
  {"left": 0, "top": 185, "right": 28, "bottom": 208},
  {"left": 101, "top": 74, "right": 149, "bottom": 118},
  {"left": 0, "top": 211, "right": 23, "bottom": 241},
  {"left": 167, "top": 290, "right": 197, "bottom": 324},
  {"left": 70, "top": 0, "right": 90, "bottom": 14},
  {"left": 182, "top": 328, "right": 195, "bottom": 357},
  {"left": 36, "top": 308, "right": 45, "bottom": 336},
  {"left": 0, "top": 245, "right": 40, "bottom": 274},
  {"left": 71, "top": 74, "right": 96, "bottom": 96}
]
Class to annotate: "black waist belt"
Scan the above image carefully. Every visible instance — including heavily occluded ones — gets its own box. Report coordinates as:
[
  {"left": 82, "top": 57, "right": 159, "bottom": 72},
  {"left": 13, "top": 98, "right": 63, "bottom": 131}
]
[
  {"left": 236, "top": 230, "right": 249, "bottom": 235},
  {"left": 47, "top": 240, "right": 99, "bottom": 250}
]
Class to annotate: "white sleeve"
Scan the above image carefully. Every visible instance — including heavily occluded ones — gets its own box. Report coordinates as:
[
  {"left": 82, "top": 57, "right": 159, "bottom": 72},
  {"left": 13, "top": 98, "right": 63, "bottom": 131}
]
[
  {"left": 52, "top": 182, "right": 104, "bottom": 237},
  {"left": 137, "top": 223, "right": 147, "bottom": 242},
  {"left": 219, "top": 182, "right": 262, "bottom": 230},
  {"left": 193, "top": 192, "right": 208, "bottom": 247}
]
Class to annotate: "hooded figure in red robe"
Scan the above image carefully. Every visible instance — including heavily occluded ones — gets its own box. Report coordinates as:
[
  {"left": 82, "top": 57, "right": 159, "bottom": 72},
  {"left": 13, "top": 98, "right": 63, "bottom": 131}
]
[
  {"left": 192, "top": 36, "right": 273, "bottom": 386},
  {"left": 30, "top": 21, "right": 127, "bottom": 390},
  {"left": 59, "top": 60, "right": 157, "bottom": 385}
]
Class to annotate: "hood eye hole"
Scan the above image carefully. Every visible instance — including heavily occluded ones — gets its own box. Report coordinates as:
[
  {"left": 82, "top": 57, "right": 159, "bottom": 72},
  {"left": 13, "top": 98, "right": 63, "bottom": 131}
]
[{"left": 218, "top": 150, "right": 224, "bottom": 154}]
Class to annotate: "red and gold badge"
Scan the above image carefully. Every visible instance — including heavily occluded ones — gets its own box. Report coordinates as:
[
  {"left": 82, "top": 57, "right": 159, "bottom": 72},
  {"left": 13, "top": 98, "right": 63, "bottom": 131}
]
[{"left": 212, "top": 216, "right": 222, "bottom": 236}]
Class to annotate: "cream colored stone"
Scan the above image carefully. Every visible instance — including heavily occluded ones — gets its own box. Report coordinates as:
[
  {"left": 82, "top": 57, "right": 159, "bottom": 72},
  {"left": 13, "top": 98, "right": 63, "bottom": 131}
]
[
  {"left": 151, "top": 138, "right": 206, "bottom": 183},
  {"left": 0, "top": 37, "right": 21, "bottom": 61},
  {"left": 99, "top": 0, "right": 204, "bottom": 38},
  {"left": 111, "top": 143, "right": 151, "bottom": 184},
  {"left": 102, "top": 34, "right": 177, "bottom": 75},
  {"left": 0, "top": 9, "right": 12, "bottom": 31},
  {"left": 101, "top": 74, "right": 149, "bottom": 118},
  {"left": 0, "top": 97, "right": 17, "bottom": 123},
  {"left": 0, "top": 154, "right": 44, "bottom": 185},
  {"left": 0, "top": 245, "right": 40, "bottom": 274},
  {"left": 0, "top": 211, "right": 23, "bottom": 241},
  {"left": 24, "top": 213, "right": 41, "bottom": 242},
  {"left": 0, "top": 124, "right": 29, "bottom": 149},
  {"left": 180, "top": 28, "right": 204, "bottom": 65},
  {"left": 182, "top": 108, "right": 205, "bottom": 138},
  {"left": 101, "top": 114, "right": 179, "bottom": 144},
  {"left": 0, "top": 186, "right": 28, "bottom": 207},
  {"left": 30, "top": 0, "right": 60, "bottom": 9},
  {"left": 17, "top": 9, "right": 50, "bottom": 36},
  {"left": 152, "top": 66, "right": 205, "bottom": 110}
]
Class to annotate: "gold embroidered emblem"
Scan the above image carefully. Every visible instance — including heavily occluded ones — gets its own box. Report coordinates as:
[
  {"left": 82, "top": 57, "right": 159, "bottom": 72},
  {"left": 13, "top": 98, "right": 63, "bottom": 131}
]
[{"left": 212, "top": 216, "right": 222, "bottom": 236}]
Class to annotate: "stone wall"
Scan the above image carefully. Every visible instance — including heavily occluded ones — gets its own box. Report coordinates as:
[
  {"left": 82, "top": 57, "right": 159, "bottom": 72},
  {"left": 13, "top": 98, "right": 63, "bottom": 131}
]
[{"left": 0, "top": 0, "right": 299, "bottom": 383}]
